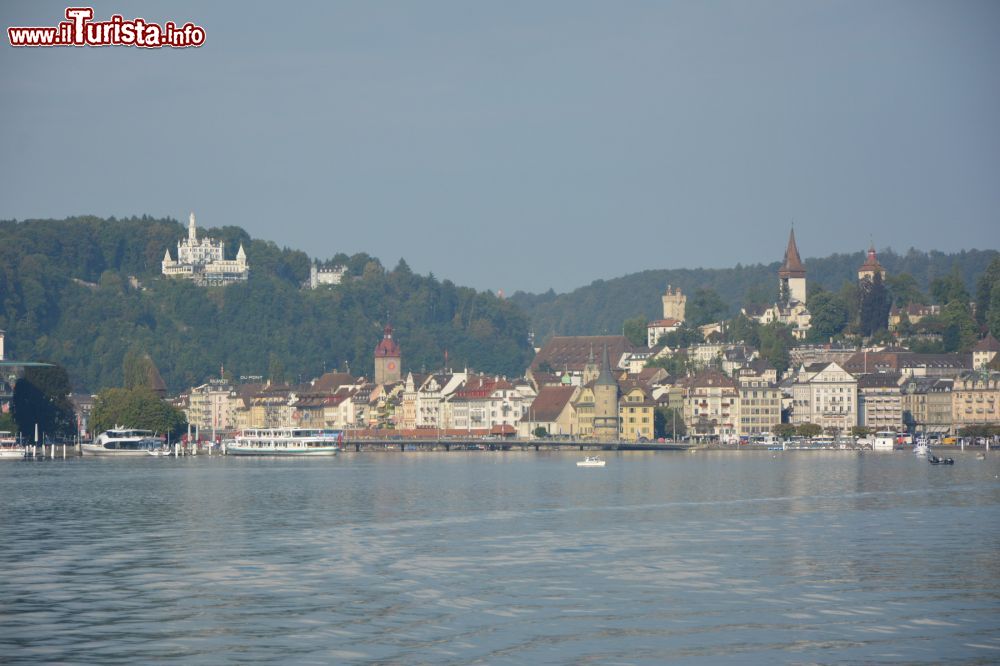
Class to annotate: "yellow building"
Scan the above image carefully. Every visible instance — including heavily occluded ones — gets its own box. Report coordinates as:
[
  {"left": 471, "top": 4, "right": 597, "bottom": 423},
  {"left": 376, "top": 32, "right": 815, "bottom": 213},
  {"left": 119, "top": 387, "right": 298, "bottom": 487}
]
[
  {"left": 951, "top": 371, "right": 1000, "bottom": 433},
  {"left": 618, "top": 385, "right": 655, "bottom": 442}
]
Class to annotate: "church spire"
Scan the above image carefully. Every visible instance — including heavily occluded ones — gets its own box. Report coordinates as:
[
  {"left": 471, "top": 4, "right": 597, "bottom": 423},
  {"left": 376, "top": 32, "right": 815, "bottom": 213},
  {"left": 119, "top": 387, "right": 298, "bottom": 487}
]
[{"left": 779, "top": 228, "right": 806, "bottom": 278}]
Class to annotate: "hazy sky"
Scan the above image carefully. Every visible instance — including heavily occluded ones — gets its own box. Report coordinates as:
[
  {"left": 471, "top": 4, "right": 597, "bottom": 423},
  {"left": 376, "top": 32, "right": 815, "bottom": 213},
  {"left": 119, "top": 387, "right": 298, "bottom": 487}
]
[{"left": 2, "top": 1, "right": 998, "bottom": 294}]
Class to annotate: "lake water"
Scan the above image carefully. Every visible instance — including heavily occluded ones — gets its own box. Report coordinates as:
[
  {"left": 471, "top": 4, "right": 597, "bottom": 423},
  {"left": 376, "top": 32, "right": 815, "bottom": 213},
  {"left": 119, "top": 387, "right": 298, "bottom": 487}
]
[{"left": 1, "top": 450, "right": 998, "bottom": 664}]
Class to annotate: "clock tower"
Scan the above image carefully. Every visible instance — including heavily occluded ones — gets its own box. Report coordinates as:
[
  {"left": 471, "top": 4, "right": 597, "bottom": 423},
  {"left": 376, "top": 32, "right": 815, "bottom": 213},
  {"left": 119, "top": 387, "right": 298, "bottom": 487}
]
[{"left": 373, "top": 323, "right": 402, "bottom": 385}]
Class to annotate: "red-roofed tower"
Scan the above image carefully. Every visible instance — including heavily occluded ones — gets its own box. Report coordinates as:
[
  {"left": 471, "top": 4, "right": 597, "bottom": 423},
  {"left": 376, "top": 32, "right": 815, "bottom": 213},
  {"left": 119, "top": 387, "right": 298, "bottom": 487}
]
[{"left": 374, "top": 323, "right": 402, "bottom": 385}]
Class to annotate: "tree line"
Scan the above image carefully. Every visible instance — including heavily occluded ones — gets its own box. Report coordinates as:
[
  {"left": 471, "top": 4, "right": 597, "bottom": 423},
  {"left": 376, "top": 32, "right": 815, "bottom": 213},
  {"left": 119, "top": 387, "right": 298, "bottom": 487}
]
[{"left": 0, "top": 216, "right": 534, "bottom": 394}]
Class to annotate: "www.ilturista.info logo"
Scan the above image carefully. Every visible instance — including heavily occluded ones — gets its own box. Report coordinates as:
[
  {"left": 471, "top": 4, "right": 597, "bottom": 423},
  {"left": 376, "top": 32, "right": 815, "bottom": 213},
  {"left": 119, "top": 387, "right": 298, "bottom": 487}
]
[{"left": 8, "top": 7, "right": 205, "bottom": 48}]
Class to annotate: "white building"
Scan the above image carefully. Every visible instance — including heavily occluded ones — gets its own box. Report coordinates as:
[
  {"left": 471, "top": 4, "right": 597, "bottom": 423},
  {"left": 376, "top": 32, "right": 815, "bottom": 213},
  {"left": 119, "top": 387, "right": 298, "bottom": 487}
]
[
  {"left": 309, "top": 262, "right": 347, "bottom": 289},
  {"left": 162, "top": 213, "right": 248, "bottom": 286},
  {"left": 791, "top": 362, "right": 858, "bottom": 432}
]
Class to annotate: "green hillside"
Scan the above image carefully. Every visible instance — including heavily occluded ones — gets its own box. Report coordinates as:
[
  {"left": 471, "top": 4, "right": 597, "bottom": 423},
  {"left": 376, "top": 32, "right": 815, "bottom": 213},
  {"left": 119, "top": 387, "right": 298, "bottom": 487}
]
[
  {"left": 510, "top": 248, "right": 1000, "bottom": 340},
  {"left": 0, "top": 216, "right": 533, "bottom": 392}
]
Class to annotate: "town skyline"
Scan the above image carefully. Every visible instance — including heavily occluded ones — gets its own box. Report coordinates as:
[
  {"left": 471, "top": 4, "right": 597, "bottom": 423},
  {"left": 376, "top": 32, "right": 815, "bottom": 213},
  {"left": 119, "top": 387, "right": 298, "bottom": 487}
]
[{"left": 3, "top": 1, "right": 998, "bottom": 293}]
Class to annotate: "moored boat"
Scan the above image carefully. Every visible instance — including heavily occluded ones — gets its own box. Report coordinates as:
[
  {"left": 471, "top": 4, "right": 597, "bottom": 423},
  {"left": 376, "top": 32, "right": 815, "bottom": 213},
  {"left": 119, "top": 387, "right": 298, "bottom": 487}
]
[
  {"left": 228, "top": 428, "right": 343, "bottom": 456},
  {"left": 913, "top": 440, "right": 929, "bottom": 457},
  {"left": 0, "top": 431, "right": 26, "bottom": 459},
  {"left": 576, "top": 456, "right": 606, "bottom": 467},
  {"left": 82, "top": 427, "right": 166, "bottom": 456}
]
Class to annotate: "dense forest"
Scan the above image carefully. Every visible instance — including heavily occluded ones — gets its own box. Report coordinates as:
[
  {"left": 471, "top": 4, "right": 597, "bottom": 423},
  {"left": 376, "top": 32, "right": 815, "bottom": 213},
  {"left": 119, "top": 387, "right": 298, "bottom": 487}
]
[
  {"left": 0, "top": 216, "right": 534, "bottom": 393},
  {"left": 510, "top": 248, "right": 1000, "bottom": 340}
]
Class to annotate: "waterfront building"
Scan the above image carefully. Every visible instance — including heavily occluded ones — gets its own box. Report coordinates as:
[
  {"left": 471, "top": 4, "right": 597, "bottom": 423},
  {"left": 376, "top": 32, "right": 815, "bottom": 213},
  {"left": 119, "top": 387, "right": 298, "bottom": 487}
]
[
  {"left": 415, "top": 372, "right": 467, "bottom": 429},
  {"left": 951, "top": 371, "right": 1000, "bottom": 432},
  {"left": 734, "top": 366, "right": 781, "bottom": 436},
  {"left": 618, "top": 382, "right": 655, "bottom": 442},
  {"left": 900, "top": 377, "right": 953, "bottom": 435},
  {"left": 681, "top": 371, "right": 738, "bottom": 441},
  {"left": 790, "top": 362, "right": 858, "bottom": 433},
  {"left": 187, "top": 380, "right": 242, "bottom": 433},
  {"left": 161, "top": 213, "right": 248, "bottom": 286},
  {"left": 373, "top": 324, "right": 402, "bottom": 385},
  {"left": 522, "top": 385, "right": 579, "bottom": 437},
  {"left": 857, "top": 373, "right": 904, "bottom": 431}
]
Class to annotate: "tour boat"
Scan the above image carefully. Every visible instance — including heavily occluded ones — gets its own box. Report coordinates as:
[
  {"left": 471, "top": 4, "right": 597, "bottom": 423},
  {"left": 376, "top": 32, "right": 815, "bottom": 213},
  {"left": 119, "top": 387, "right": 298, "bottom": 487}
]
[
  {"left": 0, "top": 431, "right": 25, "bottom": 460},
  {"left": 913, "top": 440, "right": 929, "bottom": 457},
  {"left": 576, "top": 456, "right": 606, "bottom": 467},
  {"left": 82, "top": 427, "right": 167, "bottom": 456},
  {"left": 228, "top": 428, "right": 343, "bottom": 456}
]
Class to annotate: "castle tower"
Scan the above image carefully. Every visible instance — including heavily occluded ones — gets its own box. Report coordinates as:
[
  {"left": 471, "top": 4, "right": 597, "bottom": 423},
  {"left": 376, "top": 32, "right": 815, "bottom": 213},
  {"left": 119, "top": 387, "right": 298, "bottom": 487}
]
[
  {"left": 0, "top": 329, "right": 5, "bottom": 361},
  {"left": 662, "top": 285, "right": 687, "bottom": 322},
  {"left": 373, "top": 323, "right": 402, "bottom": 385},
  {"left": 858, "top": 245, "right": 886, "bottom": 282},
  {"left": 592, "top": 345, "right": 620, "bottom": 442},
  {"left": 778, "top": 228, "right": 807, "bottom": 304},
  {"left": 188, "top": 212, "right": 197, "bottom": 243}
]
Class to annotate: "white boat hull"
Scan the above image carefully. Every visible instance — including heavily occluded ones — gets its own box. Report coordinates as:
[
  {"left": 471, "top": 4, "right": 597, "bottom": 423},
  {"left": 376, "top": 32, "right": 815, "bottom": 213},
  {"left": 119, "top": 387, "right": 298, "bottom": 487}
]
[
  {"left": 227, "top": 446, "right": 339, "bottom": 456},
  {"left": 0, "top": 448, "right": 26, "bottom": 459},
  {"left": 81, "top": 443, "right": 158, "bottom": 457}
]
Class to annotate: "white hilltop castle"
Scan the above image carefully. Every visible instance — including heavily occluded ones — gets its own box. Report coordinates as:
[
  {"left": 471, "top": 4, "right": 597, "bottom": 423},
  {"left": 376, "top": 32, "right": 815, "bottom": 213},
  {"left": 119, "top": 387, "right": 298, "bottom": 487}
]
[{"left": 162, "top": 213, "right": 248, "bottom": 286}]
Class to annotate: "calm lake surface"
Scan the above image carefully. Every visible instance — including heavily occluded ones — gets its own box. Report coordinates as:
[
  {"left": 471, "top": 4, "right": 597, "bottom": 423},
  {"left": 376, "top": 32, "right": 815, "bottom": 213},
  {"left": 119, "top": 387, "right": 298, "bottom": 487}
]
[{"left": 1, "top": 450, "right": 999, "bottom": 665}]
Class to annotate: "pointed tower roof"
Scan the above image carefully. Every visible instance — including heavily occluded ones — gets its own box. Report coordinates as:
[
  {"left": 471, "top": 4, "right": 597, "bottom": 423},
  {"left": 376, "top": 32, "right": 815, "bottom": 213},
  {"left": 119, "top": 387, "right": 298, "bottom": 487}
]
[
  {"left": 595, "top": 345, "right": 617, "bottom": 387},
  {"left": 859, "top": 244, "right": 883, "bottom": 273},
  {"left": 778, "top": 228, "right": 806, "bottom": 278},
  {"left": 236, "top": 244, "right": 246, "bottom": 260},
  {"left": 163, "top": 248, "right": 172, "bottom": 262},
  {"left": 374, "top": 323, "right": 401, "bottom": 358}
]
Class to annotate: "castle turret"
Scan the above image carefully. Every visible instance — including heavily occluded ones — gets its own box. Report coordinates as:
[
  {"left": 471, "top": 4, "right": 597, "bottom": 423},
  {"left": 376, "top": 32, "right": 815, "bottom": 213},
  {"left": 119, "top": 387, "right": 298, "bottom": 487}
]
[
  {"left": 188, "top": 212, "right": 197, "bottom": 243},
  {"left": 662, "top": 285, "right": 687, "bottom": 322}
]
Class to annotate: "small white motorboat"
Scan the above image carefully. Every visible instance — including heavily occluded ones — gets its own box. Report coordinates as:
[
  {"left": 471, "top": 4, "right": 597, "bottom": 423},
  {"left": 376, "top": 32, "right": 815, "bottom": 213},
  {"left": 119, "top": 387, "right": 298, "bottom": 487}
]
[
  {"left": 576, "top": 456, "right": 606, "bottom": 467},
  {"left": 913, "top": 441, "right": 929, "bottom": 457}
]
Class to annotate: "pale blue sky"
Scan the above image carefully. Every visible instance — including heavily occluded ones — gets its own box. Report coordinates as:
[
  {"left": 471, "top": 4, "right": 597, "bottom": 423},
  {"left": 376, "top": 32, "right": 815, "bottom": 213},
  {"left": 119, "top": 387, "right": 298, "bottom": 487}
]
[{"left": 2, "top": 1, "right": 998, "bottom": 293}]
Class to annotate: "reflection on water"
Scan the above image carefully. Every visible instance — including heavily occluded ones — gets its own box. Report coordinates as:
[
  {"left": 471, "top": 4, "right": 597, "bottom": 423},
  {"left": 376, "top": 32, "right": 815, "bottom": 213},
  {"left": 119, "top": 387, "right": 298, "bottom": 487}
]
[{"left": 1, "top": 451, "right": 998, "bottom": 664}]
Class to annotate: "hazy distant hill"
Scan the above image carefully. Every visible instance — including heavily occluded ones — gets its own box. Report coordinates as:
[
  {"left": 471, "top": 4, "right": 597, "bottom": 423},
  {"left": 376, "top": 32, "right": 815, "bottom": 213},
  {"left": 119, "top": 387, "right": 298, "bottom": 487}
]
[
  {"left": 509, "top": 248, "right": 999, "bottom": 340},
  {"left": 0, "top": 216, "right": 533, "bottom": 392}
]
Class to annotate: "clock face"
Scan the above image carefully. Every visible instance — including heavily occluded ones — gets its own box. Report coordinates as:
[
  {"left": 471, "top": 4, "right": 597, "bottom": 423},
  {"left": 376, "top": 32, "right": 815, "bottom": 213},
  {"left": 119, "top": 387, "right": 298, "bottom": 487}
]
[{"left": 387, "top": 361, "right": 396, "bottom": 370}]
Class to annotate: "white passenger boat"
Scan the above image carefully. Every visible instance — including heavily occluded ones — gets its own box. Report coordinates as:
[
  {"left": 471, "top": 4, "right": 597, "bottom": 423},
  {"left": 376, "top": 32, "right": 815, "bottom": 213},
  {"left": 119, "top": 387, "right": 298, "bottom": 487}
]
[
  {"left": 0, "top": 431, "right": 26, "bottom": 459},
  {"left": 228, "top": 428, "right": 343, "bottom": 456},
  {"left": 576, "top": 456, "right": 606, "bottom": 467},
  {"left": 82, "top": 427, "right": 168, "bottom": 456},
  {"left": 913, "top": 440, "right": 929, "bottom": 457}
]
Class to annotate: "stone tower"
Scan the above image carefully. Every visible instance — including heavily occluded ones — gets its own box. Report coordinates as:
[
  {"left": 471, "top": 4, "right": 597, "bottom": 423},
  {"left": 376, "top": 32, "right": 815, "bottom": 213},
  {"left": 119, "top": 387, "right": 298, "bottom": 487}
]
[
  {"left": 373, "top": 323, "right": 402, "bottom": 385},
  {"left": 662, "top": 285, "right": 687, "bottom": 322},
  {"left": 592, "top": 345, "right": 620, "bottom": 442},
  {"left": 778, "top": 228, "right": 807, "bottom": 304}
]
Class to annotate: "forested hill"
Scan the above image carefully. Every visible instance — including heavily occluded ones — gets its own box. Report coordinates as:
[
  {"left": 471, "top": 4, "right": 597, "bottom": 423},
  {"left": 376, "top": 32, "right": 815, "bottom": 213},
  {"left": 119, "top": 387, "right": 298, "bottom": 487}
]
[
  {"left": 509, "top": 248, "right": 999, "bottom": 340},
  {"left": 0, "top": 216, "right": 533, "bottom": 393}
]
